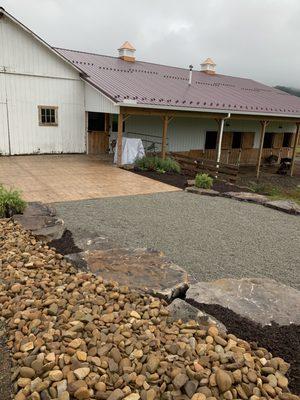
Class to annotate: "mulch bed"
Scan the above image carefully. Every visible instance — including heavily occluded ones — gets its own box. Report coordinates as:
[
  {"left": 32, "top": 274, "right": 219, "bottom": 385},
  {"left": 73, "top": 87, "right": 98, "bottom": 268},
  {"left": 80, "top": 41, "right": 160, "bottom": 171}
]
[
  {"left": 131, "top": 169, "right": 251, "bottom": 193},
  {"left": 131, "top": 169, "right": 187, "bottom": 189},
  {"left": 187, "top": 300, "right": 300, "bottom": 395},
  {"left": 48, "top": 229, "right": 82, "bottom": 255}
]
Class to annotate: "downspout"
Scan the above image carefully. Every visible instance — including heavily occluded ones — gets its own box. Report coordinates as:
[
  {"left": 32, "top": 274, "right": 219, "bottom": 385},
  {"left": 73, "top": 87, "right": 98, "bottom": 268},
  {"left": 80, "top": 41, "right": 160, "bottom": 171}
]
[
  {"left": 216, "top": 112, "right": 231, "bottom": 165},
  {"left": 215, "top": 112, "right": 231, "bottom": 177}
]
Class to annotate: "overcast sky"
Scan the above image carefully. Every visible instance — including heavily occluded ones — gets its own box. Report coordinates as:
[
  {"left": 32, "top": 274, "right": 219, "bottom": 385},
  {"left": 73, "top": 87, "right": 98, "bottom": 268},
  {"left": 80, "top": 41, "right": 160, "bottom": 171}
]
[{"left": 2, "top": 0, "right": 300, "bottom": 87}]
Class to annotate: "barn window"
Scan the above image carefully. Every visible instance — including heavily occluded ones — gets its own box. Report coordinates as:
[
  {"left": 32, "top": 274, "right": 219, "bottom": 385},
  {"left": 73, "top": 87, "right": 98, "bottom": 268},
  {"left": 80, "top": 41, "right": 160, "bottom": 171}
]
[
  {"left": 38, "top": 106, "right": 58, "bottom": 126},
  {"left": 205, "top": 131, "right": 218, "bottom": 149},
  {"left": 282, "top": 132, "right": 293, "bottom": 147}
]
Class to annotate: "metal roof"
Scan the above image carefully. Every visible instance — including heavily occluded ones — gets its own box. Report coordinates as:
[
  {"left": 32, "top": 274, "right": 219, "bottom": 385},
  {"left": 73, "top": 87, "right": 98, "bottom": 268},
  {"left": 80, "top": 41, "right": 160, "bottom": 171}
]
[{"left": 56, "top": 47, "right": 300, "bottom": 118}]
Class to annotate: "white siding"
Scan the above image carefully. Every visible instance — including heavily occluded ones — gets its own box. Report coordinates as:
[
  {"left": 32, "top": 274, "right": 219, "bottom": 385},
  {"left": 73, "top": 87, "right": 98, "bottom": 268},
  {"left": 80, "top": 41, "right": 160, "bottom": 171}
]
[
  {"left": 0, "top": 16, "right": 78, "bottom": 79},
  {"left": 85, "top": 83, "right": 119, "bottom": 114},
  {"left": 124, "top": 115, "right": 297, "bottom": 152},
  {"left": 0, "top": 14, "right": 86, "bottom": 154},
  {"left": 5, "top": 74, "right": 85, "bottom": 154},
  {"left": 0, "top": 74, "right": 10, "bottom": 154}
]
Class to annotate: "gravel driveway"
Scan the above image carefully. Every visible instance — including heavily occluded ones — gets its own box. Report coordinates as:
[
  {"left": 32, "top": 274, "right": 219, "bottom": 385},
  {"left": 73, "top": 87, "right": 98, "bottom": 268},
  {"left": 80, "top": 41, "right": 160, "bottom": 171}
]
[{"left": 55, "top": 192, "right": 300, "bottom": 289}]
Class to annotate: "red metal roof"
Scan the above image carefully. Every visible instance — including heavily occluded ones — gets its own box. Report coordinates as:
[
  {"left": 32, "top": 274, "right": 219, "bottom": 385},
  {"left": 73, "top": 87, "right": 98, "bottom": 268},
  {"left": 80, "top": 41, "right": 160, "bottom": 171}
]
[{"left": 56, "top": 47, "right": 300, "bottom": 118}]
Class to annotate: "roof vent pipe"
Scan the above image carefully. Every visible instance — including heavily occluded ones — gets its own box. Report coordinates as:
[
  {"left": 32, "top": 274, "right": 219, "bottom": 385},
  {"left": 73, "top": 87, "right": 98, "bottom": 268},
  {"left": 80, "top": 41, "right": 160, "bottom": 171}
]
[{"left": 188, "top": 65, "right": 193, "bottom": 85}]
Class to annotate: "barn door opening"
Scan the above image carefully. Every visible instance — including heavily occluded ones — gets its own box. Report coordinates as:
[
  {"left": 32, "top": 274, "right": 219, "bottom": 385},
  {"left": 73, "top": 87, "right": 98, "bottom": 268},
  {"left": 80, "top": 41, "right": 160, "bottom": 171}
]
[{"left": 87, "top": 112, "right": 110, "bottom": 155}]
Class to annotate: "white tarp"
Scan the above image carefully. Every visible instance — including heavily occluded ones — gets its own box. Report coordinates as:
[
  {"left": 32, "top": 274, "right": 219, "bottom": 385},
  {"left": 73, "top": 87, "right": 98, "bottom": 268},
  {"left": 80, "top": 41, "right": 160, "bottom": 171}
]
[{"left": 114, "top": 137, "right": 145, "bottom": 165}]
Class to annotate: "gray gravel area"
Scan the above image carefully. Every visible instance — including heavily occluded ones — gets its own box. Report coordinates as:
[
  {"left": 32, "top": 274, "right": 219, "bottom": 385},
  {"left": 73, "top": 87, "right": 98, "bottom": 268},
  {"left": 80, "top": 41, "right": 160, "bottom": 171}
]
[{"left": 55, "top": 191, "right": 300, "bottom": 290}]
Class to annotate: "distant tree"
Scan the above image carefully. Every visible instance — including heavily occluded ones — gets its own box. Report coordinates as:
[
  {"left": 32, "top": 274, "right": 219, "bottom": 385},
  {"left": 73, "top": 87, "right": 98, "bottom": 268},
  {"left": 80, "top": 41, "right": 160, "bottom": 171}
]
[{"left": 275, "top": 85, "right": 300, "bottom": 97}]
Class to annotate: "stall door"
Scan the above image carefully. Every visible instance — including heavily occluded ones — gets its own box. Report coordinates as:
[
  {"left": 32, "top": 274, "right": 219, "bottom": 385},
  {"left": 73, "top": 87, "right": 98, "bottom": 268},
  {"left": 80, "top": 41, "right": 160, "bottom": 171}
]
[{"left": 87, "top": 112, "right": 109, "bottom": 155}]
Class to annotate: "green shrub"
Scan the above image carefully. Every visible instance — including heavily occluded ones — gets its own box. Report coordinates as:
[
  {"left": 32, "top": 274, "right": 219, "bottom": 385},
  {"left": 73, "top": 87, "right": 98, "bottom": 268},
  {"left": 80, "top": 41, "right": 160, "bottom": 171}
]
[
  {"left": 135, "top": 156, "right": 181, "bottom": 173},
  {"left": 195, "top": 173, "right": 213, "bottom": 189},
  {"left": 0, "top": 185, "right": 26, "bottom": 218}
]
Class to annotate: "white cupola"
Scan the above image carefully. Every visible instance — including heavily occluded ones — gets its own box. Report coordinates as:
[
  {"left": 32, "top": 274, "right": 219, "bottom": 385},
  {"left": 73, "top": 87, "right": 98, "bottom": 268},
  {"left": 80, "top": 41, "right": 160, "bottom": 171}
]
[
  {"left": 118, "top": 41, "right": 136, "bottom": 62},
  {"left": 201, "top": 58, "right": 216, "bottom": 74}
]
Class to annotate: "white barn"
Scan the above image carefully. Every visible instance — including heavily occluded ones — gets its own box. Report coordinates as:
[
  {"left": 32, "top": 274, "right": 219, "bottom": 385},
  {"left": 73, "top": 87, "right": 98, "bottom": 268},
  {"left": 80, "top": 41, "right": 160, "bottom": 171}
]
[
  {"left": 0, "top": 7, "right": 118, "bottom": 156},
  {"left": 0, "top": 7, "right": 300, "bottom": 177}
]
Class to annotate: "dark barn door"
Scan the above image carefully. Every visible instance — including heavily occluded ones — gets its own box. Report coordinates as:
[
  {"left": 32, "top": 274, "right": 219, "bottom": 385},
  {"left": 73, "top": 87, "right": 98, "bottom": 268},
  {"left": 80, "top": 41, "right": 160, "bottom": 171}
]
[{"left": 87, "top": 112, "right": 109, "bottom": 154}]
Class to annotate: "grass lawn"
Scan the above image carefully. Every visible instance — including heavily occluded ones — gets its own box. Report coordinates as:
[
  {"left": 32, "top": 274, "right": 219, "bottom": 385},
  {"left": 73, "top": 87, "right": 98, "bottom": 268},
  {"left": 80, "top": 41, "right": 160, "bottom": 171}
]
[{"left": 248, "top": 181, "right": 300, "bottom": 205}]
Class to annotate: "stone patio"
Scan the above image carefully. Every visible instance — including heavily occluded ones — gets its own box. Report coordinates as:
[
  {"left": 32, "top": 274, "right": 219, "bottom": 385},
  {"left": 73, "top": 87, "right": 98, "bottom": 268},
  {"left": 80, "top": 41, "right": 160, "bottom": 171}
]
[{"left": 0, "top": 154, "right": 179, "bottom": 202}]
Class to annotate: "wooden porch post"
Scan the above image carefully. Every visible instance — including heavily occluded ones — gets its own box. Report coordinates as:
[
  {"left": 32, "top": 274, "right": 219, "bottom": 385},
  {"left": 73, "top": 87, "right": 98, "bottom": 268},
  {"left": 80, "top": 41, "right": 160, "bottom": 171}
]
[
  {"left": 256, "top": 120, "right": 269, "bottom": 179},
  {"left": 290, "top": 122, "right": 300, "bottom": 176},
  {"left": 162, "top": 116, "right": 168, "bottom": 159},
  {"left": 117, "top": 113, "right": 123, "bottom": 166}
]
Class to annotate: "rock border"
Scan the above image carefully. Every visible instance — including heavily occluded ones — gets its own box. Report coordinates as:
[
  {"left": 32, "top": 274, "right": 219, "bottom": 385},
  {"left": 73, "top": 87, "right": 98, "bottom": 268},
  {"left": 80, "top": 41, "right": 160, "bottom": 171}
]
[{"left": 186, "top": 186, "right": 300, "bottom": 215}]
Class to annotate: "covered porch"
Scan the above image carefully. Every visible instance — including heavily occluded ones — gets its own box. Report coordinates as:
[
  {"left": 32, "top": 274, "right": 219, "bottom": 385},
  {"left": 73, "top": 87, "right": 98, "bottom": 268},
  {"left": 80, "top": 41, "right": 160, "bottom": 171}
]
[{"left": 115, "top": 106, "right": 300, "bottom": 179}]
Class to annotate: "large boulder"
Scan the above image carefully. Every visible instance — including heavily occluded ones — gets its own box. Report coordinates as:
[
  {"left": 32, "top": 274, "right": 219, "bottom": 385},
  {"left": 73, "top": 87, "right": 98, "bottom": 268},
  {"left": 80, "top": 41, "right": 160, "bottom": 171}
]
[
  {"left": 13, "top": 202, "right": 64, "bottom": 241},
  {"left": 186, "top": 278, "right": 300, "bottom": 326},
  {"left": 223, "top": 191, "right": 268, "bottom": 204},
  {"left": 66, "top": 248, "right": 189, "bottom": 300},
  {"left": 167, "top": 298, "right": 227, "bottom": 332}
]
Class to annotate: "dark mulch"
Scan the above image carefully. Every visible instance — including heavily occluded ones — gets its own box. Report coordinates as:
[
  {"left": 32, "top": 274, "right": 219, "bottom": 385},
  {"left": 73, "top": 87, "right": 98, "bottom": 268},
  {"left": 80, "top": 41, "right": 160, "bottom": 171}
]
[
  {"left": 131, "top": 169, "right": 187, "bottom": 189},
  {"left": 48, "top": 229, "right": 82, "bottom": 255},
  {"left": 187, "top": 300, "right": 300, "bottom": 394},
  {"left": 131, "top": 169, "right": 251, "bottom": 193},
  {"left": 212, "top": 180, "right": 252, "bottom": 193}
]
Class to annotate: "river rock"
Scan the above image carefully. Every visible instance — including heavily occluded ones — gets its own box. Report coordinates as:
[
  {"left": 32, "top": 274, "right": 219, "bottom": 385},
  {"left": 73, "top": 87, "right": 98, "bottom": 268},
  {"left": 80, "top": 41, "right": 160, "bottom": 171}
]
[
  {"left": 0, "top": 220, "right": 297, "bottom": 399},
  {"left": 186, "top": 277, "right": 300, "bottom": 326},
  {"left": 216, "top": 369, "right": 232, "bottom": 392}
]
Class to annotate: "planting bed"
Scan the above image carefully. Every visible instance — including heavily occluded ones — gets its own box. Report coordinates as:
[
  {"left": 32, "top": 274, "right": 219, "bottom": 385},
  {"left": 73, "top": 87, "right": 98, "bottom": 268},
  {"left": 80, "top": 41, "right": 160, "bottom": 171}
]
[{"left": 131, "top": 169, "right": 249, "bottom": 193}]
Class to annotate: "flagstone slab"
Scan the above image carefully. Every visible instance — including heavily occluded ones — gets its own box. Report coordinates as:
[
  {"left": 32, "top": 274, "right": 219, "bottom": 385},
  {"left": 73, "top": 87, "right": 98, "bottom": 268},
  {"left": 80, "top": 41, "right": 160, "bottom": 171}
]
[
  {"left": 265, "top": 199, "right": 300, "bottom": 215},
  {"left": 13, "top": 202, "right": 64, "bottom": 241},
  {"left": 186, "top": 278, "right": 300, "bottom": 326},
  {"left": 66, "top": 248, "right": 189, "bottom": 300},
  {"left": 223, "top": 191, "right": 269, "bottom": 204},
  {"left": 167, "top": 298, "right": 227, "bottom": 332}
]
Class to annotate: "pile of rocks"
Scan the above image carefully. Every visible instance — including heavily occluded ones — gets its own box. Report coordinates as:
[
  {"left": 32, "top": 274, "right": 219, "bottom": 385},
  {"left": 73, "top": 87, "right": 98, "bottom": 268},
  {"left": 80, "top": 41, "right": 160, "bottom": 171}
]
[{"left": 0, "top": 220, "right": 298, "bottom": 400}]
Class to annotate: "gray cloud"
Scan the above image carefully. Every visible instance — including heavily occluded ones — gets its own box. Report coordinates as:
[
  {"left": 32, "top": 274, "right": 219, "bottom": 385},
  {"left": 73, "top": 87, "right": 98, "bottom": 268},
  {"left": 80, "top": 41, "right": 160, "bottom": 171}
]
[{"left": 2, "top": 0, "right": 300, "bottom": 87}]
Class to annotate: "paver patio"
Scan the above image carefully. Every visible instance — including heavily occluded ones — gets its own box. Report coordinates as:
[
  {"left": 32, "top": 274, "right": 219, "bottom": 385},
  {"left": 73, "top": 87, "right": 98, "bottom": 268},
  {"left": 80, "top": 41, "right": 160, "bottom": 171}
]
[{"left": 0, "top": 155, "right": 179, "bottom": 202}]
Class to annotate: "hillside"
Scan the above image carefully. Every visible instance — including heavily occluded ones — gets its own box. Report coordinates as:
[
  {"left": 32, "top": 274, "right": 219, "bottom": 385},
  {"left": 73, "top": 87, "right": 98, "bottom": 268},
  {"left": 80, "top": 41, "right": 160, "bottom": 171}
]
[{"left": 275, "top": 85, "right": 300, "bottom": 97}]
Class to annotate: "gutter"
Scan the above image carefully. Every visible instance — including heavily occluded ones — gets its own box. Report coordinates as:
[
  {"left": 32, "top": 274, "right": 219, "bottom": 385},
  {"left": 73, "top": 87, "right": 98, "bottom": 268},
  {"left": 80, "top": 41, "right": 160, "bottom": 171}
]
[{"left": 116, "top": 101, "right": 300, "bottom": 120}]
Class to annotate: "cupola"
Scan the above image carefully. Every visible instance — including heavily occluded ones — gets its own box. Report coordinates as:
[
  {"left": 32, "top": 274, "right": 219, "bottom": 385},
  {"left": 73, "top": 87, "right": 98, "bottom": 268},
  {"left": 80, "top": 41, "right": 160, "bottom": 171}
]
[
  {"left": 118, "top": 41, "right": 136, "bottom": 62},
  {"left": 201, "top": 58, "right": 216, "bottom": 74}
]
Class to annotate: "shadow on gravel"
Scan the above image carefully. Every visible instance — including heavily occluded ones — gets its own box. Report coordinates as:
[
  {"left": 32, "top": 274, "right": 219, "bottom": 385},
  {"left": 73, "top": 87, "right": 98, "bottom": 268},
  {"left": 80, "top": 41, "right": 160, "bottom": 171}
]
[
  {"left": 48, "top": 229, "right": 82, "bottom": 255},
  {"left": 187, "top": 300, "right": 300, "bottom": 395}
]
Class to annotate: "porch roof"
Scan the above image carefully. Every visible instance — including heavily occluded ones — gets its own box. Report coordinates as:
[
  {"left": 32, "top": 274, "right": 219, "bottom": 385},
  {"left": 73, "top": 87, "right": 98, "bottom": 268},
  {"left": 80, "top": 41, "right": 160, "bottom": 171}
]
[{"left": 56, "top": 47, "right": 300, "bottom": 119}]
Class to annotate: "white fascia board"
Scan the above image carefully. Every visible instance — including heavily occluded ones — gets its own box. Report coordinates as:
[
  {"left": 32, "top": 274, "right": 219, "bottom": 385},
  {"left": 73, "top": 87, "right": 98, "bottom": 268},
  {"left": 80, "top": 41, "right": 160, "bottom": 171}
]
[{"left": 117, "top": 102, "right": 300, "bottom": 120}]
